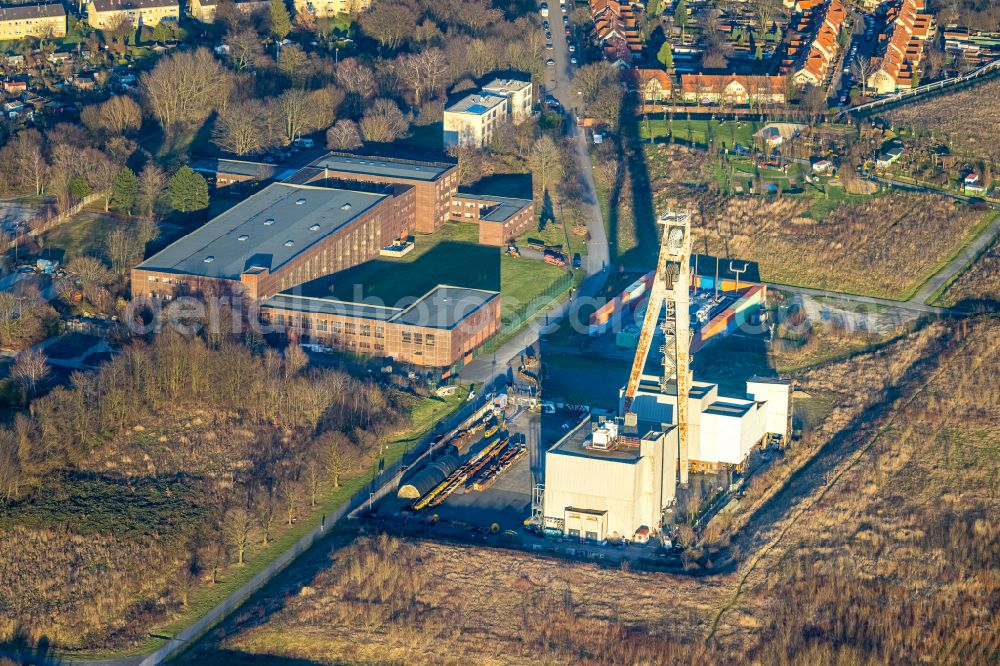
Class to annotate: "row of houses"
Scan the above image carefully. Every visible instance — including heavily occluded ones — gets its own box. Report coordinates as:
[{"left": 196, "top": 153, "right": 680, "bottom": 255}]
[
  {"left": 865, "top": 0, "right": 935, "bottom": 94},
  {"left": 590, "top": 0, "right": 641, "bottom": 65},
  {"left": 627, "top": 70, "right": 788, "bottom": 106},
  {"left": 0, "top": 0, "right": 368, "bottom": 41},
  {"left": 791, "top": 0, "right": 848, "bottom": 86},
  {"left": 190, "top": 0, "right": 370, "bottom": 23}
]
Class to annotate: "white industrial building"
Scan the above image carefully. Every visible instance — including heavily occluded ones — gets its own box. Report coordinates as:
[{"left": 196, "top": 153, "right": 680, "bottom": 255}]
[
  {"left": 541, "top": 418, "right": 676, "bottom": 543},
  {"left": 620, "top": 373, "right": 790, "bottom": 471}
]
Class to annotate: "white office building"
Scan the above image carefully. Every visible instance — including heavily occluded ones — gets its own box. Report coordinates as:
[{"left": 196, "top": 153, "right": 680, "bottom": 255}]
[{"left": 443, "top": 77, "right": 532, "bottom": 149}]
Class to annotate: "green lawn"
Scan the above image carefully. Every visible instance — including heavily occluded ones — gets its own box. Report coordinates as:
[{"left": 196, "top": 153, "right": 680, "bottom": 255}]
[
  {"left": 42, "top": 211, "right": 120, "bottom": 261},
  {"left": 638, "top": 118, "right": 762, "bottom": 149},
  {"left": 305, "top": 222, "right": 568, "bottom": 321},
  {"left": 77, "top": 390, "right": 466, "bottom": 661}
]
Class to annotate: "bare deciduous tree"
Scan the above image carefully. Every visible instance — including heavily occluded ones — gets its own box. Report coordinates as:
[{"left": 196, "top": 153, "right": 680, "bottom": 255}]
[
  {"left": 335, "top": 58, "right": 377, "bottom": 97},
  {"left": 326, "top": 119, "right": 363, "bottom": 150},
  {"left": 529, "top": 135, "right": 564, "bottom": 194},
  {"left": 137, "top": 164, "right": 167, "bottom": 221},
  {"left": 397, "top": 47, "right": 448, "bottom": 106},
  {"left": 226, "top": 506, "right": 254, "bottom": 565},
  {"left": 11, "top": 350, "right": 50, "bottom": 399},
  {"left": 359, "top": 98, "right": 408, "bottom": 143},
  {"left": 214, "top": 99, "right": 270, "bottom": 156},
  {"left": 141, "top": 48, "right": 233, "bottom": 132},
  {"left": 81, "top": 95, "right": 142, "bottom": 137}
]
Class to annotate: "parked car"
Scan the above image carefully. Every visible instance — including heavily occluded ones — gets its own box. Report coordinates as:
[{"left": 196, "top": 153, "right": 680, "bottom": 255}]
[
  {"left": 572, "top": 253, "right": 581, "bottom": 269},
  {"left": 568, "top": 44, "right": 576, "bottom": 52},
  {"left": 546, "top": 58, "right": 555, "bottom": 66},
  {"left": 570, "top": 57, "right": 577, "bottom": 65},
  {"left": 293, "top": 137, "right": 314, "bottom": 148}
]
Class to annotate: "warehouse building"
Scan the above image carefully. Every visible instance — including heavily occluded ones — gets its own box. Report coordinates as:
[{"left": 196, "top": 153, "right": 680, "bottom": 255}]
[
  {"left": 542, "top": 417, "right": 677, "bottom": 542},
  {"left": 621, "top": 374, "right": 790, "bottom": 471},
  {"left": 449, "top": 193, "right": 534, "bottom": 246},
  {"left": 132, "top": 182, "right": 412, "bottom": 301},
  {"left": 292, "top": 152, "right": 459, "bottom": 234},
  {"left": 259, "top": 285, "right": 501, "bottom": 369}
]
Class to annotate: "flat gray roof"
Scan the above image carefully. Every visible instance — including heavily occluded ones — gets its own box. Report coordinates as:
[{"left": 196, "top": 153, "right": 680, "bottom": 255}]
[
  {"left": 260, "top": 294, "right": 398, "bottom": 321},
  {"left": 137, "top": 183, "right": 387, "bottom": 281},
  {"left": 446, "top": 93, "right": 507, "bottom": 115},
  {"left": 308, "top": 152, "right": 455, "bottom": 183},
  {"left": 704, "top": 400, "right": 754, "bottom": 417},
  {"left": 393, "top": 286, "right": 498, "bottom": 329},
  {"left": 260, "top": 285, "right": 498, "bottom": 330},
  {"left": 548, "top": 416, "right": 664, "bottom": 463},
  {"left": 482, "top": 78, "right": 531, "bottom": 94},
  {"left": 191, "top": 157, "right": 292, "bottom": 180},
  {"left": 748, "top": 376, "right": 790, "bottom": 386},
  {"left": 454, "top": 193, "right": 532, "bottom": 223}
]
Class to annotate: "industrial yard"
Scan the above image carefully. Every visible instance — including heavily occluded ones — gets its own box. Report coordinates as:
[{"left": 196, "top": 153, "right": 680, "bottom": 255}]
[{"left": 362, "top": 210, "right": 791, "bottom": 552}]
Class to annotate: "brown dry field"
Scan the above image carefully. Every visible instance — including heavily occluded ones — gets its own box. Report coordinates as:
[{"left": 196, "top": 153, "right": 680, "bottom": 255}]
[
  {"left": 883, "top": 79, "right": 1000, "bottom": 163},
  {"left": 937, "top": 236, "right": 1000, "bottom": 308},
  {"left": 695, "top": 192, "right": 988, "bottom": 298},
  {"left": 189, "top": 318, "right": 1000, "bottom": 666}
]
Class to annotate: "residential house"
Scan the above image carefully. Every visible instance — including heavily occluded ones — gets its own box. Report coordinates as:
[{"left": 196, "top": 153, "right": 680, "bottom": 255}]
[
  {"left": 875, "top": 141, "right": 903, "bottom": 168},
  {"left": 679, "top": 74, "right": 787, "bottom": 105},
  {"left": 86, "top": 0, "right": 179, "bottom": 29},
  {"left": 626, "top": 69, "right": 673, "bottom": 104},
  {"left": 590, "top": 0, "right": 642, "bottom": 63},
  {"left": 963, "top": 172, "right": 987, "bottom": 193},
  {"left": 0, "top": 2, "right": 66, "bottom": 40},
  {"left": 292, "top": 0, "right": 370, "bottom": 17},
  {"left": 866, "top": 0, "right": 935, "bottom": 94},
  {"left": 189, "top": 0, "right": 268, "bottom": 23},
  {"left": 792, "top": 0, "right": 847, "bottom": 86}
]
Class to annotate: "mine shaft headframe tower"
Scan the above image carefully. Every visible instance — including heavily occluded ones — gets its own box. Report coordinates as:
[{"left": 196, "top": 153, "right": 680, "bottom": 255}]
[{"left": 623, "top": 208, "right": 692, "bottom": 485}]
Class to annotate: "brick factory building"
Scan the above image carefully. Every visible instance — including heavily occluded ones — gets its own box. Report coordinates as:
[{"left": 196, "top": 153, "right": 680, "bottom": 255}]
[
  {"left": 450, "top": 193, "right": 534, "bottom": 246},
  {"left": 291, "top": 152, "right": 458, "bottom": 234},
  {"left": 260, "top": 286, "right": 500, "bottom": 369},
  {"left": 132, "top": 182, "right": 412, "bottom": 301}
]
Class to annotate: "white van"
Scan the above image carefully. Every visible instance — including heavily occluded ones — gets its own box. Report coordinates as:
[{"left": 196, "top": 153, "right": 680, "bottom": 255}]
[{"left": 293, "top": 137, "right": 314, "bottom": 148}]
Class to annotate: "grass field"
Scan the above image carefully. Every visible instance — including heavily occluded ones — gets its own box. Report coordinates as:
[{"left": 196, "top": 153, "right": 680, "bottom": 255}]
[
  {"left": 305, "top": 222, "right": 569, "bottom": 318},
  {"left": 638, "top": 118, "right": 762, "bottom": 149},
  {"left": 41, "top": 212, "right": 120, "bottom": 261},
  {"left": 931, "top": 234, "right": 1000, "bottom": 309}
]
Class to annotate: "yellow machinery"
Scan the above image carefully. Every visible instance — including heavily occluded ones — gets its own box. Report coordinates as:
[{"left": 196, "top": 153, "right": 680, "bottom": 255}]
[{"left": 622, "top": 209, "right": 693, "bottom": 484}]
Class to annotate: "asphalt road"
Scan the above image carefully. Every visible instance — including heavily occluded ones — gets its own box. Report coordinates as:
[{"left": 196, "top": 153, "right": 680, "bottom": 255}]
[{"left": 460, "top": 10, "right": 610, "bottom": 390}]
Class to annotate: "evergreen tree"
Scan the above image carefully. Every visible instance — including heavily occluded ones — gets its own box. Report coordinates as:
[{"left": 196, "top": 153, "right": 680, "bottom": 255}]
[
  {"left": 110, "top": 167, "right": 138, "bottom": 213},
  {"left": 270, "top": 0, "right": 292, "bottom": 41},
  {"left": 68, "top": 174, "right": 91, "bottom": 201},
  {"left": 168, "top": 166, "right": 209, "bottom": 213},
  {"left": 657, "top": 42, "right": 673, "bottom": 70}
]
